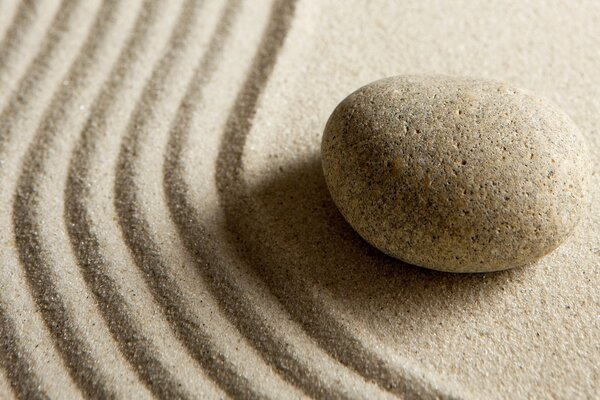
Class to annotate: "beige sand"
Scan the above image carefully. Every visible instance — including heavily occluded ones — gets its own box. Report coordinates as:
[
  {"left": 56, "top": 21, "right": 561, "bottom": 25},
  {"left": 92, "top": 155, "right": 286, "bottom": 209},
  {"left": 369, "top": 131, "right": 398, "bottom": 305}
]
[{"left": 0, "top": 0, "right": 598, "bottom": 398}]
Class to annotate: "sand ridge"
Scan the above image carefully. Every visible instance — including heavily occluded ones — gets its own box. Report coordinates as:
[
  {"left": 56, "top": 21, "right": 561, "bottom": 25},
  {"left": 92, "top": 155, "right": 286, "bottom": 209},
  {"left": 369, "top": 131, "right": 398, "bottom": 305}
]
[{"left": 0, "top": 0, "right": 599, "bottom": 399}]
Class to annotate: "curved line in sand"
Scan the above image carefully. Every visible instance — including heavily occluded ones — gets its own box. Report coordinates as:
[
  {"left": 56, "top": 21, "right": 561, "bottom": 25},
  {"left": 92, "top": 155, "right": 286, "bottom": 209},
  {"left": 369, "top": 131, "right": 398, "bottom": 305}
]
[
  {"left": 0, "top": 309, "right": 47, "bottom": 400},
  {"left": 0, "top": 0, "right": 475, "bottom": 398},
  {"left": 0, "top": 0, "right": 63, "bottom": 113},
  {"left": 0, "top": 0, "right": 79, "bottom": 149},
  {"left": 63, "top": 0, "right": 203, "bottom": 398},
  {"left": 212, "top": 4, "right": 460, "bottom": 400},
  {"left": 14, "top": 0, "right": 169, "bottom": 398},
  {"left": 115, "top": 0, "right": 261, "bottom": 396},
  {"left": 161, "top": 1, "right": 395, "bottom": 398},
  {"left": 11, "top": 0, "right": 155, "bottom": 397},
  {"left": 0, "top": 0, "right": 19, "bottom": 43},
  {"left": 0, "top": 4, "right": 71, "bottom": 398},
  {"left": 112, "top": 1, "right": 289, "bottom": 398},
  {"left": 4, "top": 0, "right": 116, "bottom": 397},
  {"left": 0, "top": 0, "right": 450, "bottom": 395},
  {"left": 160, "top": 1, "right": 349, "bottom": 397}
]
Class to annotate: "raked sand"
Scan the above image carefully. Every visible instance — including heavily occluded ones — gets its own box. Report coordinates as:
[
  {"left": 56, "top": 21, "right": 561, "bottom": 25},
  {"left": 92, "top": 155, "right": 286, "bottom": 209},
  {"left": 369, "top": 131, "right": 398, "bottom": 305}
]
[{"left": 0, "top": 0, "right": 598, "bottom": 398}]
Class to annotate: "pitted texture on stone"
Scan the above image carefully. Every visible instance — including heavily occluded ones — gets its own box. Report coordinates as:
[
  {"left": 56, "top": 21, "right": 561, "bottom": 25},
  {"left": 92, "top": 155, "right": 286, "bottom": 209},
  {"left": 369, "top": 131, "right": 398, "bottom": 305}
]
[{"left": 322, "top": 75, "right": 589, "bottom": 273}]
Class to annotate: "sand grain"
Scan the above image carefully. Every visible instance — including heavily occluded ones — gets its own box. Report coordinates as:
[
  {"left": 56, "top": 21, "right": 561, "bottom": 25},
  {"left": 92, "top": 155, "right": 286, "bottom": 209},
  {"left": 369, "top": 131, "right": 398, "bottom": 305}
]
[{"left": 0, "top": 0, "right": 598, "bottom": 399}]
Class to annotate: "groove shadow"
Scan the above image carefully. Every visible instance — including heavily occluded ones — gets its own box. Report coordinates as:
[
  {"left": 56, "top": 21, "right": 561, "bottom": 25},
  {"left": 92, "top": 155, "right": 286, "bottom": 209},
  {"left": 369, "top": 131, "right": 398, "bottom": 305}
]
[
  {"left": 209, "top": 0, "right": 492, "bottom": 397},
  {"left": 163, "top": 0, "right": 368, "bottom": 398},
  {"left": 9, "top": 0, "right": 119, "bottom": 398},
  {"left": 62, "top": 0, "right": 203, "bottom": 398},
  {"left": 113, "top": 0, "right": 266, "bottom": 398},
  {"left": 225, "top": 149, "right": 531, "bottom": 399},
  {"left": 0, "top": 308, "right": 49, "bottom": 400},
  {"left": 0, "top": 0, "right": 60, "bottom": 109}
]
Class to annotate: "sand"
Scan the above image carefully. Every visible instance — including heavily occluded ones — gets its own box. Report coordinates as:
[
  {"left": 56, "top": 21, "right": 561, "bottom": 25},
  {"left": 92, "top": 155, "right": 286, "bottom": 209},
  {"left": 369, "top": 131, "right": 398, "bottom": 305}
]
[{"left": 0, "top": 0, "right": 598, "bottom": 399}]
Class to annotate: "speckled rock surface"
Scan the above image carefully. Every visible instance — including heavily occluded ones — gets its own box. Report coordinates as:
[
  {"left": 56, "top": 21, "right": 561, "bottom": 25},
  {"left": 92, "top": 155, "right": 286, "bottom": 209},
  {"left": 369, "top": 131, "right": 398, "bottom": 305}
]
[{"left": 322, "top": 75, "right": 589, "bottom": 272}]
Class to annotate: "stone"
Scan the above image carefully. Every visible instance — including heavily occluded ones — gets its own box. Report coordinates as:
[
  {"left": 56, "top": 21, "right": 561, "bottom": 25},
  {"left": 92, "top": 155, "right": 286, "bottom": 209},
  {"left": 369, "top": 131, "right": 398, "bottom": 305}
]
[{"left": 321, "top": 75, "right": 589, "bottom": 273}]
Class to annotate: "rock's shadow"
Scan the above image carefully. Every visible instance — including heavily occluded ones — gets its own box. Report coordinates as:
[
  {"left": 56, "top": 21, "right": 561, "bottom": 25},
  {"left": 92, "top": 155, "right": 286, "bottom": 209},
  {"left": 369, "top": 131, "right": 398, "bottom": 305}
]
[{"left": 238, "top": 151, "right": 529, "bottom": 325}]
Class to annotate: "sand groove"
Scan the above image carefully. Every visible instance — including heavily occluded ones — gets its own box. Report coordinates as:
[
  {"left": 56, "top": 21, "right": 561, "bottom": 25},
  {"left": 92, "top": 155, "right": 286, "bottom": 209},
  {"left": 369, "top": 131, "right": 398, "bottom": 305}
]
[
  {"left": 0, "top": 0, "right": 62, "bottom": 112},
  {"left": 13, "top": 0, "right": 153, "bottom": 397},
  {"left": 63, "top": 0, "right": 226, "bottom": 398},
  {"left": 162, "top": 1, "right": 407, "bottom": 398},
  {"left": 0, "top": 0, "right": 18, "bottom": 42},
  {"left": 1, "top": 0, "right": 112, "bottom": 397},
  {"left": 1, "top": 0, "right": 599, "bottom": 399},
  {"left": 112, "top": 0, "right": 307, "bottom": 398},
  {"left": 212, "top": 0, "right": 459, "bottom": 396}
]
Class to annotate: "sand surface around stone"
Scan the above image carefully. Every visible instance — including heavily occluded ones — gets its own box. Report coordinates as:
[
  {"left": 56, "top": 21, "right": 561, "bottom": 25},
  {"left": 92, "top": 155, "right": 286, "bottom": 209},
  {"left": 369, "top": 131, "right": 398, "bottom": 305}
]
[{"left": 0, "top": 1, "right": 598, "bottom": 399}]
